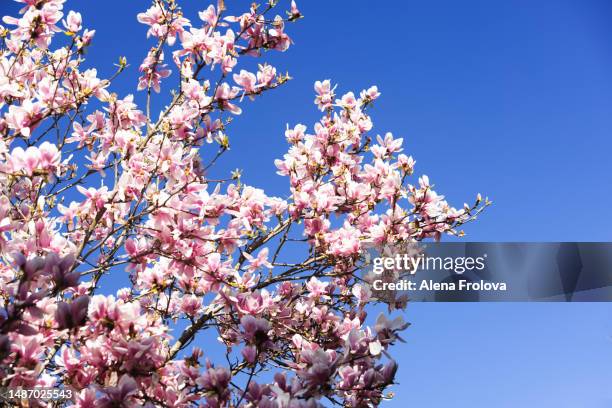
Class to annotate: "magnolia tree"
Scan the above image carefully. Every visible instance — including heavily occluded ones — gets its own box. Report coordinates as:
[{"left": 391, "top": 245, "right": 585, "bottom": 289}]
[{"left": 0, "top": 0, "right": 488, "bottom": 406}]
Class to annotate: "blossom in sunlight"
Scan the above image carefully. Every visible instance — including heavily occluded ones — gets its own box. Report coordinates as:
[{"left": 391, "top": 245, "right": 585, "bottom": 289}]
[{"left": 0, "top": 0, "right": 487, "bottom": 406}]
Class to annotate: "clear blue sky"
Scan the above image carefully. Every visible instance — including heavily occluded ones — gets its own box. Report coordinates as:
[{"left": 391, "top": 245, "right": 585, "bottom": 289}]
[{"left": 3, "top": 0, "right": 612, "bottom": 406}]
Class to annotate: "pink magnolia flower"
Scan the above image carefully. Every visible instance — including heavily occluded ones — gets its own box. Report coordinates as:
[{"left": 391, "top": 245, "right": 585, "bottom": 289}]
[
  {"left": 257, "top": 64, "right": 276, "bottom": 86},
  {"left": 198, "top": 5, "right": 217, "bottom": 26},
  {"left": 11, "top": 334, "right": 43, "bottom": 368},
  {"left": 196, "top": 366, "right": 231, "bottom": 403},
  {"left": 55, "top": 296, "right": 89, "bottom": 330},
  {"left": 233, "top": 289, "right": 275, "bottom": 315},
  {"left": 62, "top": 10, "right": 82, "bottom": 32},
  {"left": 375, "top": 314, "right": 410, "bottom": 344},
  {"left": 7, "top": 142, "right": 60, "bottom": 176},
  {"left": 314, "top": 79, "right": 335, "bottom": 111},
  {"left": 137, "top": 3, "right": 190, "bottom": 45},
  {"left": 107, "top": 94, "right": 146, "bottom": 130},
  {"left": 289, "top": 1, "right": 302, "bottom": 21},
  {"left": 397, "top": 153, "right": 415, "bottom": 174},
  {"left": 242, "top": 345, "right": 257, "bottom": 364},
  {"left": 285, "top": 123, "right": 306, "bottom": 144},
  {"left": 297, "top": 348, "right": 337, "bottom": 387},
  {"left": 243, "top": 247, "right": 272, "bottom": 271},
  {"left": 38, "top": 141, "right": 61, "bottom": 171},
  {"left": 326, "top": 224, "right": 361, "bottom": 257},
  {"left": 233, "top": 69, "right": 257, "bottom": 93},
  {"left": 8, "top": 146, "right": 40, "bottom": 176},
  {"left": 371, "top": 132, "right": 403, "bottom": 158},
  {"left": 68, "top": 122, "right": 92, "bottom": 147},
  {"left": 3, "top": 2, "right": 63, "bottom": 49},
  {"left": 240, "top": 315, "right": 270, "bottom": 344},
  {"left": 5, "top": 99, "right": 43, "bottom": 137},
  {"left": 98, "top": 375, "right": 139, "bottom": 408},
  {"left": 76, "top": 28, "right": 95, "bottom": 49},
  {"left": 214, "top": 83, "right": 241, "bottom": 114},
  {"left": 137, "top": 51, "right": 171, "bottom": 93},
  {"left": 360, "top": 85, "right": 381, "bottom": 101},
  {"left": 337, "top": 91, "right": 358, "bottom": 109},
  {"left": 76, "top": 185, "right": 109, "bottom": 210},
  {"left": 72, "top": 388, "right": 98, "bottom": 408},
  {"left": 306, "top": 277, "right": 330, "bottom": 299}
]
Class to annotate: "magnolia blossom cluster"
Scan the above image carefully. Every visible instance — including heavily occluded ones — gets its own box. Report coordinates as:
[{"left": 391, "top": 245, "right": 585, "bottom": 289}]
[{"left": 0, "top": 0, "right": 487, "bottom": 407}]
